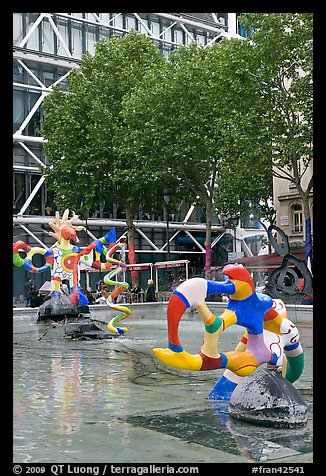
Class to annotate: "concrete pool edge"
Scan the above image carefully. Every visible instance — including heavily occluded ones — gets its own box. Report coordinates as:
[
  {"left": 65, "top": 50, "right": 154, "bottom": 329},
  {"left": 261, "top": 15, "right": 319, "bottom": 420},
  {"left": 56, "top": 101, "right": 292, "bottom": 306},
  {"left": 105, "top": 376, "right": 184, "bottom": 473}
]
[{"left": 13, "top": 301, "right": 313, "bottom": 325}]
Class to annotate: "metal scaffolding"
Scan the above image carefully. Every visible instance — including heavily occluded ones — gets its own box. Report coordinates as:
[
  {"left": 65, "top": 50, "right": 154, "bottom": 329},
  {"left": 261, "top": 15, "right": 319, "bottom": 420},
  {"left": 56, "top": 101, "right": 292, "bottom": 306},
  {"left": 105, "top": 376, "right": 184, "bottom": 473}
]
[{"left": 13, "top": 13, "right": 261, "bottom": 259}]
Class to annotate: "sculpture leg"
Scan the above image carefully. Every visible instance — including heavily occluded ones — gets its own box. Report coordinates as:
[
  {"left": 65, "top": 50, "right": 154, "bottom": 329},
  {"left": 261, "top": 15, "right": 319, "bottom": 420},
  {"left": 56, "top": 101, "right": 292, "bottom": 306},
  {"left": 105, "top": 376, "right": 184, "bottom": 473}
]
[
  {"left": 153, "top": 294, "right": 203, "bottom": 370},
  {"left": 51, "top": 276, "right": 62, "bottom": 296}
]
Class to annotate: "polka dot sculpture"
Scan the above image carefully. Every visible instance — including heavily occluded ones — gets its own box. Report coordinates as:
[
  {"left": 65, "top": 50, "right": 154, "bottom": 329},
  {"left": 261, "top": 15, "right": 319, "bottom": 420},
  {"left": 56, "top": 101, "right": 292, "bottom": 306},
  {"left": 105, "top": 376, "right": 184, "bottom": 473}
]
[{"left": 13, "top": 209, "right": 130, "bottom": 334}]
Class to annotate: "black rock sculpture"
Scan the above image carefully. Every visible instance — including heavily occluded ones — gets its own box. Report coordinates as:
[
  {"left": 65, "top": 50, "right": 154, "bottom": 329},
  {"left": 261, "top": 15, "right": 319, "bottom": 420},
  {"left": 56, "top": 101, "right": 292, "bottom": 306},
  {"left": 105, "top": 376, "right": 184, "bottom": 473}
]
[{"left": 228, "top": 367, "right": 307, "bottom": 428}]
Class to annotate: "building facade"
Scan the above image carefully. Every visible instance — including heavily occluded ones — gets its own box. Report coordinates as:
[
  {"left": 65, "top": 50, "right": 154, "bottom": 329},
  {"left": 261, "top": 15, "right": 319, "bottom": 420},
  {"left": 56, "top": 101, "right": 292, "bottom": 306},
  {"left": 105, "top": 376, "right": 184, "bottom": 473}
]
[
  {"left": 273, "top": 164, "right": 313, "bottom": 254},
  {"left": 12, "top": 13, "right": 268, "bottom": 300}
]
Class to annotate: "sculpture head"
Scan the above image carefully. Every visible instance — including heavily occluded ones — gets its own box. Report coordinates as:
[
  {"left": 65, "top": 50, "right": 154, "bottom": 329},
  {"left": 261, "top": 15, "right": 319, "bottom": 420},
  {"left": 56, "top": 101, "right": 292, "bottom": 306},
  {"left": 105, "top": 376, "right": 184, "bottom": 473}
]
[
  {"left": 61, "top": 225, "right": 78, "bottom": 243},
  {"left": 48, "top": 209, "right": 85, "bottom": 245},
  {"left": 221, "top": 263, "right": 255, "bottom": 299}
]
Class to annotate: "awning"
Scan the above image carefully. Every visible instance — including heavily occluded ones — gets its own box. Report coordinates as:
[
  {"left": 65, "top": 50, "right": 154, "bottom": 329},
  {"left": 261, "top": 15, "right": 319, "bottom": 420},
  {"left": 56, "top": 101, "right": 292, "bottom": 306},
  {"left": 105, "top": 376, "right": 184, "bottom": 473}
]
[
  {"left": 153, "top": 260, "right": 190, "bottom": 269},
  {"left": 39, "top": 280, "right": 51, "bottom": 293},
  {"left": 223, "top": 252, "right": 306, "bottom": 272}
]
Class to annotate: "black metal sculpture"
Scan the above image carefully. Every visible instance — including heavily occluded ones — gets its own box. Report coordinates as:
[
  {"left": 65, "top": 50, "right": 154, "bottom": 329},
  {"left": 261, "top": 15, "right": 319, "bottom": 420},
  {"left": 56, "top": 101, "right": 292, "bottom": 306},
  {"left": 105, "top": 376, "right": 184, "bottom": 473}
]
[{"left": 265, "top": 225, "right": 312, "bottom": 303}]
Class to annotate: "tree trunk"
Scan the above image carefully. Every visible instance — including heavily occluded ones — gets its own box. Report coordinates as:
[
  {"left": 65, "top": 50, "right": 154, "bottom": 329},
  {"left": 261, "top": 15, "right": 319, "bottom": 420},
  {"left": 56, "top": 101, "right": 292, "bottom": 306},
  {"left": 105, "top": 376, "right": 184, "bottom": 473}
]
[
  {"left": 125, "top": 204, "right": 139, "bottom": 287},
  {"left": 205, "top": 195, "right": 212, "bottom": 279},
  {"left": 302, "top": 195, "right": 312, "bottom": 270}
]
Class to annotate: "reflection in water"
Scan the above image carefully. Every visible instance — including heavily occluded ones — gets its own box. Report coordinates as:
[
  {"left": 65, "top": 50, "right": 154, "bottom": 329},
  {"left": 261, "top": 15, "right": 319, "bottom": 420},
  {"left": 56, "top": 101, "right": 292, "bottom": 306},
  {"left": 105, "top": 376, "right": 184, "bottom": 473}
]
[
  {"left": 51, "top": 352, "right": 82, "bottom": 435},
  {"left": 13, "top": 315, "right": 312, "bottom": 463},
  {"left": 209, "top": 400, "right": 311, "bottom": 463},
  {"left": 14, "top": 320, "right": 134, "bottom": 462}
]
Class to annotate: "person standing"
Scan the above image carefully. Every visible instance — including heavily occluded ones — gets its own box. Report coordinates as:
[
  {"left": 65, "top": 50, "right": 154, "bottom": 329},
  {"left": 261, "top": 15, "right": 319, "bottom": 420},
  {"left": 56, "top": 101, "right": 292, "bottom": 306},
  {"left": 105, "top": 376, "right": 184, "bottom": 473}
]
[
  {"left": 96, "top": 279, "right": 104, "bottom": 297},
  {"left": 145, "top": 279, "right": 156, "bottom": 302},
  {"left": 24, "top": 277, "right": 34, "bottom": 307}
]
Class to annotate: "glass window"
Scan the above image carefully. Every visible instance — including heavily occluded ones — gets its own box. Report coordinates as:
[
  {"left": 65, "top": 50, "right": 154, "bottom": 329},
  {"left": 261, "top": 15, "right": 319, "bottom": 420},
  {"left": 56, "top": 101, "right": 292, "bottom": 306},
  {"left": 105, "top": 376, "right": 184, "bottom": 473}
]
[
  {"left": 126, "top": 15, "right": 137, "bottom": 31},
  {"left": 137, "top": 16, "right": 149, "bottom": 34},
  {"left": 196, "top": 33, "right": 206, "bottom": 46},
  {"left": 292, "top": 204, "right": 303, "bottom": 233},
  {"left": 26, "top": 13, "right": 40, "bottom": 51},
  {"left": 13, "top": 146, "right": 27, "bottom": 165},
  {"left": 57, "top": 21, "right": 70, "bottom": 56},
  {"left": 13, "top": 173, "right": 27, "bottom": 214},
  {"left": 13, "top": 63, "right": 24, "bottom": 83},
  {"left": 151, "top": 21, "right": 160, "bottom": 37},
  {"left": 111, "top": 13, "right": 123, "bottom": 31},
  {"left": 44, "top": 189, "right": 57, "bottom": 215},
  {"left": 29, "top": 174, "right": 44, "bottom": 215},
  {"left": 42, "top": 18, "right": 55, "bottom": 54},
  {"left": 99, "top": 13, "right": 111, "bottom": 24},
  {"left": 86, "top": 25, "right": 97, "bottom": 55},
  {"left": 43, "top": 70, "right": 55, "bottom": 88},
  {"left": 26, "top": 146, "right": 44, "bottom": 167},
  {"left": 99, "top": 27, "right": 111, "bottom": 42},
  {"left": 163, "top": 48, "right": 170, "bottom": 59},
  {"left": 173, "top": 29, "right": 183, "bottom": 45},
  {"left": 161, "top": 24, "right": 173, "bottom": 43},
  {"left": 56, "top": 73, "right": 69, "bottom": 91},
  {"left": 184, "top": 30, "right": 194, "bottom": 47},
  {"left": 71, "top": 22, "right": 83, "bottom": 59},
  {"left": 85, "top": 13, "right": 96, "bottom": 21},
  {"left": 27, "top": 67, "right": 41, "bottom": 87},
  {"left": 26, "top": 92, "right": 42, "bottom": 136},
  {"left": 13, "top": 13, "right": 24, "bottom": 45},
  {"left": 13, "top": 90, "right": 24, "bottom": 132}
]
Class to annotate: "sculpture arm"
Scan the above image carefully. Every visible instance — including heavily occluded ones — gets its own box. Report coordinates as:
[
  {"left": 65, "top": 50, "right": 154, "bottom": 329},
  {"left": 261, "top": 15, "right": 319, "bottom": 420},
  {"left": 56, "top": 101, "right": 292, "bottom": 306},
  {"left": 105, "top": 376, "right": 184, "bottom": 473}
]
[{"left": 206, "top": 279, "right": 236, "bottom": 297}]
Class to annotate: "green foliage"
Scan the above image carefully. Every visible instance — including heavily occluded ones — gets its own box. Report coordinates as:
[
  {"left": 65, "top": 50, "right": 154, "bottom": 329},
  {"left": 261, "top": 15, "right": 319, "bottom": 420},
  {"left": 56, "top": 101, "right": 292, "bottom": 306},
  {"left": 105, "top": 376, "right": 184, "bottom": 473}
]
[
  {"left": 239, "top": 13, "right": 313, "bottom": 172},
  {"left": 41, "top": 14, "right": 312, "bottom": 234},
  {"left": 122, "top": 37, "right": 275, "bottom": 224},
  {"left": 41, "top": 30, "right": 166, "bottom": 214}
]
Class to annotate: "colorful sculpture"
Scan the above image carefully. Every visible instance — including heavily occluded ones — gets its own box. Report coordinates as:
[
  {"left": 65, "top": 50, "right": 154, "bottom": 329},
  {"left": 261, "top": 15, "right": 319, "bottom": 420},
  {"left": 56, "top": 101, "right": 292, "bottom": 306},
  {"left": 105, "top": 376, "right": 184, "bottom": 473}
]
[
  {"left": 153, "top": 263, "right": 304, "bottom": 397},
  {"left": 13, "top": 209, "right": 130, "bottom": 334},
  {"left": 101, "top": 238, "right": 132, "bottom": 335}
]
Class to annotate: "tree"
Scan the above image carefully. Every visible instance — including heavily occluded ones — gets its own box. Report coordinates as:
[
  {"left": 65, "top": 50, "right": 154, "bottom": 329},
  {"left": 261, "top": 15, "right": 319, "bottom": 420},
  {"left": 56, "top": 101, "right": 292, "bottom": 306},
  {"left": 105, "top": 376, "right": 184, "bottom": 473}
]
[
  {"left": 122, "top": 38, "right": 274, "bottom": 277},
  {"left": 41, "top": 30, "right": 165, "bottom": 286},
  {"left": 239, "top": 13, "right": 313, "bottom": 265}
]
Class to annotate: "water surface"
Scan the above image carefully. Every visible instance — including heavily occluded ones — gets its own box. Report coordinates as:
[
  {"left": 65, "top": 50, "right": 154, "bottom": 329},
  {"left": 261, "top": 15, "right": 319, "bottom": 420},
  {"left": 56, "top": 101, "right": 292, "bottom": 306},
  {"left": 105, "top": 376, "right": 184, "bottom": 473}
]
[{"left": 13, "top": 309, "right": 313, "bottom": 463}]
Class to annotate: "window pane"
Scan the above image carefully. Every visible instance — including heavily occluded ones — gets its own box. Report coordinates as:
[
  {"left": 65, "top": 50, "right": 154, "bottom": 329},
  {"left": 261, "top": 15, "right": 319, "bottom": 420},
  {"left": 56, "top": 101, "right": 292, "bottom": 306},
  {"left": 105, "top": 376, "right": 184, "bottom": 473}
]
[
  {"left": 42, "top": 18, "right": 55, "bottom": 54},
  {"left": 138, "top": 17, "right": 149, "bottom": 34},
  {"left": 43, "top": 70, "right": 55, "bottom": 87},
  {"left": 13, "top": 13, "right": 24, "bottom": 45},
  {"left": 13, "top": 63, "right": 24, "bottom": 83},
  {"left": 13, "top": 146, "right": 27, "bottom": 166},
  {"left": 85, "top": 13, "right": 96, "bottom": 21},
  {"left": 55, "top": 70, "right": 69, "bottom": 91},
  {"left": 71, "top": 23, "right": 83, "bottom": 59},
  {"left": 26, "top": 92, "right": 42, "bottom": 136},
  {"left": 112, "top": 13, "right": 123, "bottom": 30},
  {"left": 57, "top": 21, "right": 70, "bottom": 56},
  {"left": 151, "top": 21, "right": 160, "bottom": 37},
  {"left": 14, "top": 173, "right": 26, "bottom": 213},
  {"left": 161, "top": 25, "right": 173, "bottom": 42},
  {"left": 173, "top": 29, "right": 183, "bottom": 44},
  {"left": 293, "top": 205, "right": 303, "bottom": 233},
  {"left": 13, "top": 90, "right": 24, "bottom": 132},
  {"left": 126, "top": 16, "right": 137, "bottom": 31},
  {"left": 99, "top": 27, "right": 111, "bottom": 41},
  {"left": 99, "top": 13, "right": 111, "bottom": 24},
  {"left": 26, "top": 13, "right": 40, "bottom": 51},
  {"left": 27, "top": 67, "right": 41, "bottom": 87},
  {"left": 86, "top": 26, "right": 97, "bottom": 55},
  {"left": 196, "top": 33, "right": 206, "bottom": 46},
  {"left": 29, "top": 175, "right": 44, "bottom": 215}
]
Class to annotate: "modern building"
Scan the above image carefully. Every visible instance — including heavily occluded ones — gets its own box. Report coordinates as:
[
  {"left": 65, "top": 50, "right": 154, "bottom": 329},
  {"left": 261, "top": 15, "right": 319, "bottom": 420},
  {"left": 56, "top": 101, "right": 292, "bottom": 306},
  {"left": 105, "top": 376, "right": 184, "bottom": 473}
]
[{"left": 12, "top": 13, "right": 279, "bottom": 300}]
